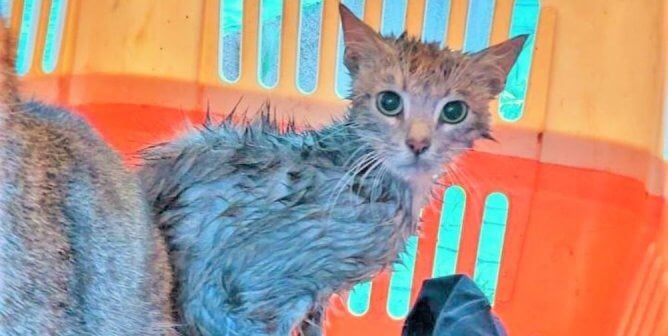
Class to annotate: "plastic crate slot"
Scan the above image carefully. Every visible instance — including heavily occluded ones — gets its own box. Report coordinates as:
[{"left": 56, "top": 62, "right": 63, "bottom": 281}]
[
  {"left": 16, "top": 0, "right": 40, "bottom": 76},
  {"left": 218, "top": 0, "right": 243, "bottom": 83},
  {"left": 386, "top": 235, "right": 419, "bottom": 320},
  {"left": 498, "top": 0, "right": 540, "bottom": 122},
  {"left": 421, "top": 0, "right": 451, "bottom": 47},
  {"left": 296, "top": 0, "right": 324, "bottom": 94},
  {"left": 379, "top": 0, "right": 407, "bottom": 37},
  {"left": 473, "top": 192, "right": 510, "bottom": 303},
  {"left": 433, "top": 185, "right": 467, "bottom": 278},
  {"left": 334, "top": 0, "right": 363, "bottom": 98},
  {"left": 463, "top": 0, "right": 496, "bottom": 53},
  {"left": 346, "top": 280, "right": 372, "bottom": 317},
  {"left": 42, "top": 0, "right": 67, "bottom": 73},
  {"left": 257, "top": 0, "right": 283, "bottom": 89}
]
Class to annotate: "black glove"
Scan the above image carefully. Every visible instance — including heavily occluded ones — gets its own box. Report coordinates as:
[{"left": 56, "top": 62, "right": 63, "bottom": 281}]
[{"left": 402, "top": 274, "right": 507, "bottom": 336}]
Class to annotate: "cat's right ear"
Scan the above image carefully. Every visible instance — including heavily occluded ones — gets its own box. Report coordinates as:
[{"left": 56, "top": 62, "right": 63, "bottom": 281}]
[
  {"left": 469, "top": 35, "right": 528, "bottom": 96},
  {"left": 339, "top": 3, "right": 390, "bottom": 75}
]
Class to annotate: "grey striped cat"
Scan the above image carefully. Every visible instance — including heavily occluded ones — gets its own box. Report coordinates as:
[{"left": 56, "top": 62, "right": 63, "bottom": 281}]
[
  {"left": 139, "top": 4, "right": 527, "bottom": 336},
  {"left": 0, "top": 23, "right": 175, "bottom": 335}
]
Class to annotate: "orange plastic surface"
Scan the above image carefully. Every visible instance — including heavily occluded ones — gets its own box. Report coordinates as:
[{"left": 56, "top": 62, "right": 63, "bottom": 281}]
[{"left": 6, "top": 0, "right": 668, "bottom": 334}]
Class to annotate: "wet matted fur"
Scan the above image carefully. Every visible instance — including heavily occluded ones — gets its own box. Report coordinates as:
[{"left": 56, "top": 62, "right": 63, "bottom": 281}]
[{"left": 139, "top": 4, "right": 527, "bottom": 336}]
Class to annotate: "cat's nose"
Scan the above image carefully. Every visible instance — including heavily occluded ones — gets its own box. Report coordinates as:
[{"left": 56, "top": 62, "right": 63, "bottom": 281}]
[{"left": 406, "top": 138, "right": 431, "bottom": 156}]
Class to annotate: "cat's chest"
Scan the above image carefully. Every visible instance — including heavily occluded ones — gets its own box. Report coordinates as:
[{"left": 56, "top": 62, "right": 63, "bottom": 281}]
[
  {"left": 177, "top": 160, "right": 415, "bottom": 262},
  {"left": 263, "top": 157, "right": 401, "bottom": 208},
  {"left": 176, "top": 151, "right": 411, "bottom": 230}
]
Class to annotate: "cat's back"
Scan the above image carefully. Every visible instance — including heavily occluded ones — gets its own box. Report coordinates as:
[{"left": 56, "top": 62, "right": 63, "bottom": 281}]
[
  {"left": 0, "top": 101, "right": 175, "bottom": 335},
  {"left": 0, "top": 104, "right": 175, "bottom": 333},
  {"left": 3, "top": 101, "right": 120, "bottom": 167},
  {"left": 0, "top": 101, "right": 144, "bottom": 235}
]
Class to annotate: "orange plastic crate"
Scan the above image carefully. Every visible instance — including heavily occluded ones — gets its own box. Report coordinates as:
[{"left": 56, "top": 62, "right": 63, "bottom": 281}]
[{"left": 8, "top": 0, "right": 667, "bottom": 335}]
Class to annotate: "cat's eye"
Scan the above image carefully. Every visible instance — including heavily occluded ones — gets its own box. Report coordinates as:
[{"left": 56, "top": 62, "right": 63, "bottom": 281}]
[
  {"left": 440, "top": 101, "right": 468, "bottom": 124},
  {"left": 376, "top": 91, "right": 403, "bottom": 116}
]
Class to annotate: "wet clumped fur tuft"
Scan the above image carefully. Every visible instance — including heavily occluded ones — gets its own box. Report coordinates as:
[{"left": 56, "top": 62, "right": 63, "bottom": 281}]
[
  {"left": 139, "top": 3, "right": 526, "bottom": 336},
  {"left": 0, "top": 19, "right": 176, "bottom": 335}
]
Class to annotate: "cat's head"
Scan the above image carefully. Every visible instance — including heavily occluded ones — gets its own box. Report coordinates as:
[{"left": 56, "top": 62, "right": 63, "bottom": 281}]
[{"left": 339, "top": 4, "right": 526, "bottom": 181}]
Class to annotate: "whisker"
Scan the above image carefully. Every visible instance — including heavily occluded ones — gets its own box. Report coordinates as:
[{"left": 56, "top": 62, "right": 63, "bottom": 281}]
[
  {"left": 446, "top": 162, "right": 484, "bottom": 214},
  {"left": 326, "top": 152, "right": 380, "bottom": 216}
]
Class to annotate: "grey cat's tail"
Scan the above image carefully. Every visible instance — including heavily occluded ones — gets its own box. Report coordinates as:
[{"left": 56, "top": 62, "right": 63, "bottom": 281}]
[{"left": 0, "top": 18, "right": 19, "bottom": 114}]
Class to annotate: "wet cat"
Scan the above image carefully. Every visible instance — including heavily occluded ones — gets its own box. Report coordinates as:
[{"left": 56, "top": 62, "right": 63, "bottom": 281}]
[
  {"left": 0, "top": 23, "right": 175, "bottom": 335},
  {"left": 139, "top": 4, "right": 526, "bottom": 336}
]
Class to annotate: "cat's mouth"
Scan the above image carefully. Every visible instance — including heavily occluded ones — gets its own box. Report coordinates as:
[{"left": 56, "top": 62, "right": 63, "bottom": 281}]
[{"left": 392, "top": 155, "right": 435, "bottom": 175}]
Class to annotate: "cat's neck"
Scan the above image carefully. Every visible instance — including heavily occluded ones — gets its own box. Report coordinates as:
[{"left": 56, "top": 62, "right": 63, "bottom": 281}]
[
  {"left": 313, "top": 118, "right": 437, "bottom": 213},
  {"left": 313, "top": 120, "right": 371, "bottom": 164}
]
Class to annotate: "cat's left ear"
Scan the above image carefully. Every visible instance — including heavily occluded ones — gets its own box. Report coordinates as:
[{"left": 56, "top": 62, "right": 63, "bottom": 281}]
[
  {"left": 470, "top": 35, "right": 528, "bottom": 95},
  {"left": 339, "top": 3, "right": 392, "bottom": 75}
]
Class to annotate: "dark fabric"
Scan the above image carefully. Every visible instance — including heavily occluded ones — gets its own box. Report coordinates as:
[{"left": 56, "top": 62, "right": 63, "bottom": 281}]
[{"left": 402, "top": 274, "right": 507, "bottom": 336}]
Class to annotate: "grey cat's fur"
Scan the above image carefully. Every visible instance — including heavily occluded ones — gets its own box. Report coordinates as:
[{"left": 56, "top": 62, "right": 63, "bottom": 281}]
[
  {"left": 0, "top": 23, "right": 175, "bottom": 335},
  {"left": 139, "top": 4, "right": 526, "bottom": 336}
]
